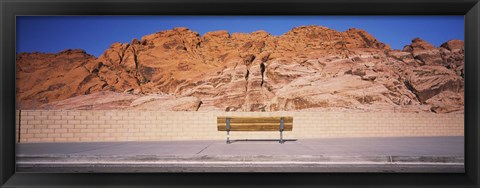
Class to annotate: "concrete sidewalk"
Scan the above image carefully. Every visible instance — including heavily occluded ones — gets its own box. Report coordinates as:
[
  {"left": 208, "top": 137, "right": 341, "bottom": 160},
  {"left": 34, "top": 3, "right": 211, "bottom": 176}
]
[{"left": 16, "top": 136, "right": 464, "bottom": 173}]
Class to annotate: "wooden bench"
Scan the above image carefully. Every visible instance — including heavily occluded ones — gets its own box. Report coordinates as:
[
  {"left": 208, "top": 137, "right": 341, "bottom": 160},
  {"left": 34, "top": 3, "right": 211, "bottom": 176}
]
[{"left": 217, "top": 116, "right": 293, "bottom": 144}]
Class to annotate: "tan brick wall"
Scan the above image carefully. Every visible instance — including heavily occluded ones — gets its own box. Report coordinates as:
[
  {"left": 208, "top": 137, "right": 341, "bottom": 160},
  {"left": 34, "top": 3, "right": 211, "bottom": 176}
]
[{"left": 16, "top": 110, "right": 464, "bottom": 143}]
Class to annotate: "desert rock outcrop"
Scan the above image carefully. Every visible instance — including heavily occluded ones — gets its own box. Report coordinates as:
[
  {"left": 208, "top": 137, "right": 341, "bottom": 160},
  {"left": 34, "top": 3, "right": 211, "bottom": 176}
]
[{"left": 16, "top": 26, "right": 464, "bottom": 113}]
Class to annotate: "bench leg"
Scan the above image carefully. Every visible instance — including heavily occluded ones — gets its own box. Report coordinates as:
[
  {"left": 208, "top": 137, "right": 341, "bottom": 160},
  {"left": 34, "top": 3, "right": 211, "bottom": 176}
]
[
  {"left": 226, "top": 130, "right": 231, "bottom": 144},
  {"left": 279, "top": 130, "right": 284, "bottom": 144}
]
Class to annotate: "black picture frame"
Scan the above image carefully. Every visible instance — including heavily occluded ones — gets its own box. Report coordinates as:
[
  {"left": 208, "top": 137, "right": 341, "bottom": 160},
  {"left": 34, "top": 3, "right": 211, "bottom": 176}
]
[{"left": 1, "top": 0, "right": 479, "bottom": 187}]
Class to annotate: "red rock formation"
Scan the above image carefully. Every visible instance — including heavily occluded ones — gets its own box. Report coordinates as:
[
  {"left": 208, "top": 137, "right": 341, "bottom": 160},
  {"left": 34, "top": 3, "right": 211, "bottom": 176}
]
[
  {"left": 16, "top": 26, "right": 464, "bottom": 113},
  {"left": 403, "top": 65, "right": 463, "bottom": 103},
  {"left": 16, "top": 49, "right": 100, "bottom": 109}
]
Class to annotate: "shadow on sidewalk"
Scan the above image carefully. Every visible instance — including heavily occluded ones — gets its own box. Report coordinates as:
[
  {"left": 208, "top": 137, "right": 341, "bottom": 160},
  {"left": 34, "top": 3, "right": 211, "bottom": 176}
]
[{"left": 228, "top": 139, "right": 298, "bottom": 143}]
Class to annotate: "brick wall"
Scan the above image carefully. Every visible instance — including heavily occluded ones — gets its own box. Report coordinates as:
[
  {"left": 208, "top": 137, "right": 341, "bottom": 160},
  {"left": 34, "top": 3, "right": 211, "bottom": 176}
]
[{"left": 16, "top": 110, "right": 464, "bottom": 143}]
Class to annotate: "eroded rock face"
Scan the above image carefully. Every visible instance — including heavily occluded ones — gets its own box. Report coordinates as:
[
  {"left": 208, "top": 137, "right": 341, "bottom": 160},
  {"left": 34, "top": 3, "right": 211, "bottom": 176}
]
[
  {"left": 403, "top": 66, "right": 463, "bottom": 103},
  {"left": 16, "top": 49, "right": 100, "bottom": 109},
  {"left": 425, "top": 91, "right": 464, "bottom": 113},
  {"left": 440, "top": 40, "right": 465, "bottom": 78},
  {"left": 403, "top": 38, "right": 443, "bottom": 66},
  {"left": 131, "top": 95, "right": 202, "bottom": 111},
  {"left": 16, "top": 26, "right": 464, "bottom": 113}
]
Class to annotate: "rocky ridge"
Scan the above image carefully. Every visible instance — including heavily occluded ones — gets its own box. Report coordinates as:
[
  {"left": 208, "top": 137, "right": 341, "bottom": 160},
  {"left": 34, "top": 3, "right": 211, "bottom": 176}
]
[{"left": 16, "top": 26, "right": 464, "bottom": 113}]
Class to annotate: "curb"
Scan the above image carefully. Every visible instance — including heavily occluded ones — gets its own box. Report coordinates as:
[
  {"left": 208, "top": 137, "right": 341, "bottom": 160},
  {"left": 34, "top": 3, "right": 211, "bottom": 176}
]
[
  {"left": 16, "top": 155, "right": 465, "bottom": 173},
  {"left": 17, "top": 155, "right": 464, "bottom": 164}
]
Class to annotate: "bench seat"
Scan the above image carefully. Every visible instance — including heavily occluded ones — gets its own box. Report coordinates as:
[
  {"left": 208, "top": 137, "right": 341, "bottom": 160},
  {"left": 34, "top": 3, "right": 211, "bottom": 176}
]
[{"left": 217, "top": 116, "right": 293, "bottom": 144}]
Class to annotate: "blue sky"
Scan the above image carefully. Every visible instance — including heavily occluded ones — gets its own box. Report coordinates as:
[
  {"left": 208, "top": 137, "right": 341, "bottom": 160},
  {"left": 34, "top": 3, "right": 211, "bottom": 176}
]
[{"left": 16, "top": 16, "right": 464, "bottom": 57}]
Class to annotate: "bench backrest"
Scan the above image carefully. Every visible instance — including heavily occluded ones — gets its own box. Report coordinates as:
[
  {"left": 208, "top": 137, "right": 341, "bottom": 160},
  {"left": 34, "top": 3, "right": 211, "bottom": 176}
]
[{"left": 217, "top": 116, "right": 293, "bottom": 131}]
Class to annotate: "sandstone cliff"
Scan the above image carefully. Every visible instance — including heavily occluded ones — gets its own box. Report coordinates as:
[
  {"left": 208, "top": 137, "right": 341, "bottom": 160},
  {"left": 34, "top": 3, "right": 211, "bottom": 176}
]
[{"left": 16, "top": 26, "right": 464, "bottom": 113}]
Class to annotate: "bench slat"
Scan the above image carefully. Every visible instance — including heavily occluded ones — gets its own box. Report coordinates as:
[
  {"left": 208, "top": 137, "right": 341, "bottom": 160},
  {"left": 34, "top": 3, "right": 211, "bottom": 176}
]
[
  {"left": 219, "top": 122, "right": 293, "bottom": 126},
  {"left": 217, "top": 117, "right": 293, "bottom": 123},
  {"left": 218, "top": 124, "right": 293, "bottom": 131}
]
